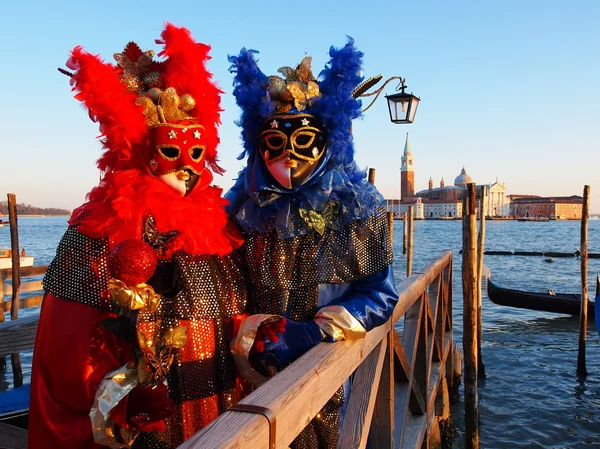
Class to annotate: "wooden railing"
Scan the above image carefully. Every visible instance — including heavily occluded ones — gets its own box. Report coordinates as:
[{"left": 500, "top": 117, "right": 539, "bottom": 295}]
[
  {"left": 178, "top": 250, "right": 455, "bottom": 449},
  {"left": 0, "top": 266, "right": 47, "bottom": 370}
]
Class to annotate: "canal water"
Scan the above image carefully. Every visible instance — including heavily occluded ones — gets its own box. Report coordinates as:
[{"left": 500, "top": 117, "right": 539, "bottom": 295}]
[{"left": 2, "top": 216, "right": 600, "bottom": 448}]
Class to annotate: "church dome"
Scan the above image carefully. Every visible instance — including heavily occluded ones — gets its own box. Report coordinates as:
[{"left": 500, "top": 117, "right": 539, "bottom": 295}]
[{"left": 454, "top": 167, "right": 473, "bottom": 186}]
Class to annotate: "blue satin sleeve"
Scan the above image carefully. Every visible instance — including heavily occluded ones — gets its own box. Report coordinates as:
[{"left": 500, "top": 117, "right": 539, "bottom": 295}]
[{"left": 319, "top": 265, "right": 398, "bottom": 331}]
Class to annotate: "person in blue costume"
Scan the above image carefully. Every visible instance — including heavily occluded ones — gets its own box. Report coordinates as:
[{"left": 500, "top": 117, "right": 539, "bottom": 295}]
[{"left": 227, "top": 39, "right": 399, "bottom": 449}]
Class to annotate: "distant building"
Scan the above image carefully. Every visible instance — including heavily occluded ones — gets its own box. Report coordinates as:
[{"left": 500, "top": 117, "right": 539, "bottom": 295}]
[
  {"left": 510, "top": 195, "right": 583, "bottom": 219},
  {"left": 386, "top": 136, "right": 509, "bottom": 219}
]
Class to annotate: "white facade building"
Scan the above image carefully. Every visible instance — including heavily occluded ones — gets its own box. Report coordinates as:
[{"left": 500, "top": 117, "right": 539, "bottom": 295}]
[
  {"left": 422, "top": 201, "right": 463, "bottom": 218},
  {"left": 483, "top": 178, "right": 510, "bottom": 216},
  {"left": 399, "top": 198, "right": 424, "bottom": 219}
]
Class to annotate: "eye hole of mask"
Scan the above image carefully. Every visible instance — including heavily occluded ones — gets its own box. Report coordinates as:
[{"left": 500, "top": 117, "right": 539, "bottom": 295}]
[
  {"left": 159, "top": 146, "right": 180, "bottom": 160},
  {"left": 293, "top": 132, "right": 315, "bottom": 149},
  {"left": 260, "top": 133, "right": 287, "bottom": 160},
  {"left": 189, "top": 147, "right": 204, "bottom": 162}
]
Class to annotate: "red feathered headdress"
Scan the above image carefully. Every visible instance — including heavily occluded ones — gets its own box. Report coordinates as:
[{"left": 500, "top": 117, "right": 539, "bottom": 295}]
[
  {"left": 63, "top": 24, "right": 242, "bottom": 257},
  {"left": 64, "top": 23, "right": 224, "bottom": 175}
]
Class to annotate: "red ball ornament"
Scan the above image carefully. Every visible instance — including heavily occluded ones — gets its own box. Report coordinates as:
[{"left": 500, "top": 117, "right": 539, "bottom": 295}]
[{"left": 108, "top": 239, "right": 158, "bottom": 286}]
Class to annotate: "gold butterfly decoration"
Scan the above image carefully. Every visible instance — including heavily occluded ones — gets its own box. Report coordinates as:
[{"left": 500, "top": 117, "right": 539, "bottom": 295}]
[
  {"left": 143, "top": 215, "right": 179, "bottom": 255},
  {"left": 298, "top": 201, "right": 340, "bottom": 235}
]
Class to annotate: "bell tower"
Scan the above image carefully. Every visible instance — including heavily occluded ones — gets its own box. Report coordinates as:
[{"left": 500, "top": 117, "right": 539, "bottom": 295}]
[{"left": 400, "top": 133, "right": 414, "bottom": 201}]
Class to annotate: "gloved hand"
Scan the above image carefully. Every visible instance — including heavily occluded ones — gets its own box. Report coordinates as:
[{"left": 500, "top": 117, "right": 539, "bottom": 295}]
[
  {"left": 125, "top": 382, "right": 175, "bottom": 432},
  {"left": 252, "top": 317, "right": 286, "bottom": 353},
  {"left": 254, "top": 319, "right": 324, "bottom": 365}
]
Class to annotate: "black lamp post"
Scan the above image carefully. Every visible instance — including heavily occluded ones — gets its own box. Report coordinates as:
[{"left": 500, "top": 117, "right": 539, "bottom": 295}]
[{"left": 385, "top": 78, "right": 420, "bottom": 124}]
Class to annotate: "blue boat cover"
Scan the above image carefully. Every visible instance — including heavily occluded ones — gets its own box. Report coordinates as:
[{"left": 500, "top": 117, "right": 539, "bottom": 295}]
[{"left": 0, "top": 383, "right": 30, "bottom": 414}]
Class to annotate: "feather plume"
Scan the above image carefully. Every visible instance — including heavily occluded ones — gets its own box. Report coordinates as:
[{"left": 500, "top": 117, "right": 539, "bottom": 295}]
[
  {"left": 158, "top": 24, "right": 224, "bottom": 174},
  {"left": 228, "top": 48, "right": 273, "bottom": 160},
  {"left": 314, "top": 37, "right": 364, "bottom": 166},
  {"left": 67, "top": 47, "right": 148, "bottom": 172}
]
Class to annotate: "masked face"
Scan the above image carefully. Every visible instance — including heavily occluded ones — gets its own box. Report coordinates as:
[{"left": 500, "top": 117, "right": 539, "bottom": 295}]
[
  {"left": 259, "top": 114, "right": 326, "bottom": 189},
  {"left": 148, "top": 123, "right": 206, "bottom": 196}
]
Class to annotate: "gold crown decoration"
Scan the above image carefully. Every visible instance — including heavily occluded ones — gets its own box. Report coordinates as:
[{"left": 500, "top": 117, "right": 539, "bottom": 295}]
[
  {"left": 114, "top": 42, "right": 197, "bottom": 128},
  {"left": 268, "top": 56, "right": 321, "bottom": 113}
]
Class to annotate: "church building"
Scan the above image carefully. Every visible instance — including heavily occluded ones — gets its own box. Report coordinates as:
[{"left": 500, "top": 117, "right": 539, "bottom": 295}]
[{"left": 390, "top": 135, "right": 509, "bottom": 219}]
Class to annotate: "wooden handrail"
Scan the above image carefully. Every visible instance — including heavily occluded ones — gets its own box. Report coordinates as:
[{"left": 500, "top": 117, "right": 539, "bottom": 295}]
[
  {"left": 1, "top": 266, "right": 48, "bottom": 280},
  {"left": 179, "top": 250, "right": 454, "bottom": 449}
]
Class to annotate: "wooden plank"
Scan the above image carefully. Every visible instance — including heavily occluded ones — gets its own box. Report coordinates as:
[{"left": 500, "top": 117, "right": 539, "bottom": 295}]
[
  {"left": 180, "top": 319, "right": 391, "bottom": 449},
  {"left": 3, "top": 296, "right": 44, "bottom": 313},
  {"left": 369, "top": 330, "right": 395, "bottom": 449},
  {"left": 4, "top": 281, "right": 43, "bottom": 297},
  {"left": 1, "top": 266, "right": 47, "bottom": 281},
  {"left": 337, "top": 338, "right": 388, "bottom": 449},
  {"left": 0, "top": 422, "right": 28, "bottom": 449},
  {"left": 0, "top": 315, "right": 39, "bottom": 358}
]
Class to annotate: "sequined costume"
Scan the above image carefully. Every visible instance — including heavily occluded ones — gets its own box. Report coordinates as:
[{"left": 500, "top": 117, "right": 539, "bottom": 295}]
[
  {"left": 227, "top": 40, "right": 399, "bottom": 449},
  {"left": 28, "top": 24, "right": 246, "bottom": 449}
]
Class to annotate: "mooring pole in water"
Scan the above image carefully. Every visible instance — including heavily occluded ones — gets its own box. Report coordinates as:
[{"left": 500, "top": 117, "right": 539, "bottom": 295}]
[
  {"left": 462, "top": 183, "right": 479, "bottom": 449},
  {"left": 577, "top": 185, "right": 590, "bottom": 377},
  {"left": 477, "top": 186, "right": 487, "bottom": 378},
  {"left": 368, "top": 167, "right": 376, "bottom": 185},
  {"left": 8, "top": 193, "right": 23, "bottom": 388},
  {"left": 403, "top": 212, "right": 407, "bottom": 255},
  {"left": 407, "top": 206, "right": 414, "bottom": 277}
]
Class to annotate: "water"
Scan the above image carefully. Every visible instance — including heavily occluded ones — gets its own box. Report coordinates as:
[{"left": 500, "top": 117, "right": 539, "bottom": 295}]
[{"left": 2, "top": 217, "right": 600, "bottom": 448}]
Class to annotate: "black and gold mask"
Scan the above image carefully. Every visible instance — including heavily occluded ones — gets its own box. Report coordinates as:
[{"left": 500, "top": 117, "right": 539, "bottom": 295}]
[{"left": 259, "top": 114, "right": 326, "bottom": 189}]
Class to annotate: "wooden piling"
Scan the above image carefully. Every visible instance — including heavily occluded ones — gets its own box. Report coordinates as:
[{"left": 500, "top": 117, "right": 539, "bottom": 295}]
[
  {"left": 8, "top": 193, "right": 23, "bottom": 387},
  {"left": 403, "top": 212, "right": 407, "bottom": 255},
  {"left": 462, "top": 183, "right": 479, "bottom": 449},
  {"left": 477, "top": 186, "right": 487, "bottom": 377},
  {"left": 407, "top": 206, "right": 414, "bottom": 277},
  {"left": 368, "top": 168, "right": 376, "bottom": 185},
  {"left": 577, "top": 185, "right": 590, "bottom": 377}
]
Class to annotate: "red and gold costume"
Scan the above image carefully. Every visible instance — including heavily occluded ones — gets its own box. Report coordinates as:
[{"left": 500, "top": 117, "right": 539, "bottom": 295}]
[{"left": 28, "top": 24, "right": 246, "bottom": 449}]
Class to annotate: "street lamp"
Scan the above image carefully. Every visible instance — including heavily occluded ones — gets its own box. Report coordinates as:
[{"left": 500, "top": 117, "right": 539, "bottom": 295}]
[
  {"left": 385, "top": 79, "right": 420, "bottom": 124},
  {"left": 354, "top": 75, "right": 420, "bottom": 124}
]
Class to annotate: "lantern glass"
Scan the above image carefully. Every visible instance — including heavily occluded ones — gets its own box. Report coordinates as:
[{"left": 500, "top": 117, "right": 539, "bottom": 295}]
[{"left": 386, "top": 92, "right": 420, "bottom": 124}]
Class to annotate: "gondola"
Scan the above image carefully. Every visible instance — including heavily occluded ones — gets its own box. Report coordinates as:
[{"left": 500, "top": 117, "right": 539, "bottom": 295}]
[{"left": 486, "top": 277, "right": 596, "bottom": 316}]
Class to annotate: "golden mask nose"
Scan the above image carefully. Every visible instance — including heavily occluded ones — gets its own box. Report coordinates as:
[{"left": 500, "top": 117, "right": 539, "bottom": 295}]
[{"left": 177, "top": 170, "right": 191, "bottom": 181}]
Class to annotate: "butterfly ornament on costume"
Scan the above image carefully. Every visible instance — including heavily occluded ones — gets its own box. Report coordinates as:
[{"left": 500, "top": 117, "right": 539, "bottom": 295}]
[
  {"left": 298, "top": 201, "right": 340, "bottom": 235},
  {"left": 143, "top": 215, "right": 179, "bottom": 255}
]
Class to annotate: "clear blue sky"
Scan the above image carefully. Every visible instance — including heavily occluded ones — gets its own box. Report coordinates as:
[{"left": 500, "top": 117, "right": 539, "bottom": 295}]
[{"left": 2, "top": 1, "right": 599, "bottom": 212}]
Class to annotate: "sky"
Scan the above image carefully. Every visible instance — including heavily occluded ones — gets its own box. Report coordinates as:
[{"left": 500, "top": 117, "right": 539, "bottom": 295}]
[{"left": 1, "top": 1, "right": 599, "bottom": 212}]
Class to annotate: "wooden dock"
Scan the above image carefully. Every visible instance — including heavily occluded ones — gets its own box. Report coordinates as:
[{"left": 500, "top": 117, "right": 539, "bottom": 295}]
[{"left": 0, "top": 252, "right": 457, "bottom": 449}]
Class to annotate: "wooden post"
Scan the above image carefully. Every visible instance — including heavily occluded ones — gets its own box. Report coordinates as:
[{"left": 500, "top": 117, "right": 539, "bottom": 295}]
[
  {"left": 0, "top": 269, "right": 5, "bottom": 370},
  {"left": 462, "top": 183, "right": 479, "bottom": 449},
  {"left": 368, "top": 168, "right": 376, "bottom": 185},
  {"left": 477, "top": 186, "right": 487, "bottom": 377},
  {"left": 402, "top": 212, "right": 407, "bottom": 255},
  {"left": 0, "top": 269, "right": 4, "bottom": 323},
  {"left": 577, "top": 185, "right": 590, "bottom": 377},
  {"left": 407, "top": 206, "right": 414, "bottom": 277},
  {"left": 8, "top": 193, "right": 23, "bottom": 387}
]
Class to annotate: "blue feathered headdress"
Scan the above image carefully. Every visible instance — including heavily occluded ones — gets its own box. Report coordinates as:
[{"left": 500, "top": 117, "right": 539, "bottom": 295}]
[{"left": 226, "top": 38, "right": 385, "bottom": 238}]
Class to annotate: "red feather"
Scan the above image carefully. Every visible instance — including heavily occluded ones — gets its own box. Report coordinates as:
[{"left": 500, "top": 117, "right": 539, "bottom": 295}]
[
  {"left": 68, "top": 47, "right": 148, "bottom": 172},
  {"left": 158, "top": 23, "right": 225, "bottom": 174}
]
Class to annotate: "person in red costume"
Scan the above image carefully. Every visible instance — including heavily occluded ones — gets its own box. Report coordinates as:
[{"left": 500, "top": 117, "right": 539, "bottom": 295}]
[{"left": 28, "top": 24, "right": 247, "bottom": 449}]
